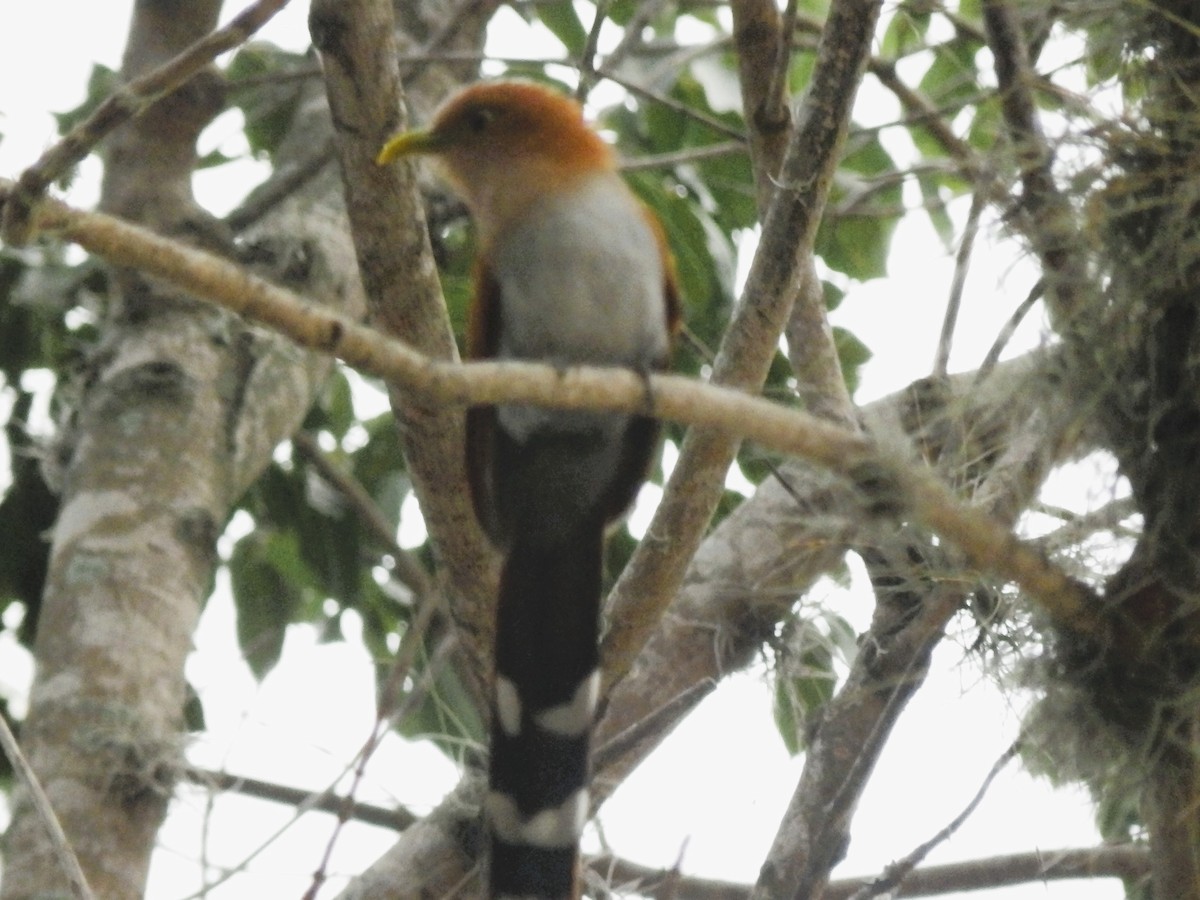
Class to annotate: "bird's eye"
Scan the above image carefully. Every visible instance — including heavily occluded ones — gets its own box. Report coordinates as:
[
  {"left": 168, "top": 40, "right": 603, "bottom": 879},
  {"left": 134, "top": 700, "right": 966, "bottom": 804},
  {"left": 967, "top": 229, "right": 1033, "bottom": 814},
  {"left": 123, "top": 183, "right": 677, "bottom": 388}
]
[{"left": 465, "top": 106, "right": 497, "bottom": 133}]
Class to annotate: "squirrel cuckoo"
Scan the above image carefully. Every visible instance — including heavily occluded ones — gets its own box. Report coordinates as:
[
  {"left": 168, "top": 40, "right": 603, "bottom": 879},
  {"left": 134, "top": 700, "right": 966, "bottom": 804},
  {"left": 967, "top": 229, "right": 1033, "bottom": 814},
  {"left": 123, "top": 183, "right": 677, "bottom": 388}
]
[{"left": 379, "top": 81, "right": 679, "bottom": 898}]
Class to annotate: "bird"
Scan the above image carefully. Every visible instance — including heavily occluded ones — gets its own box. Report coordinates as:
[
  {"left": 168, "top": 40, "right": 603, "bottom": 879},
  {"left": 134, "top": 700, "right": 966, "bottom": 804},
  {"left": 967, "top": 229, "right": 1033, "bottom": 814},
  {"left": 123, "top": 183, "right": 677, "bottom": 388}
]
[{"left": 379, "top": 80, "right": 680, "bottom": 899}]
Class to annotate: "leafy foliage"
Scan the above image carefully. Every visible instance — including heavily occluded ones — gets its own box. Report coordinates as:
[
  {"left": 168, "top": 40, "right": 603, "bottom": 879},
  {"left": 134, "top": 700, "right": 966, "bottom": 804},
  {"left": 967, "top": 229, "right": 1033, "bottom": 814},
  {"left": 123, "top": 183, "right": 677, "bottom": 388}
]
[
  {"left": 225, "top": 43, "right": 312, "bottom": 160},
  {"left": 772, "top": 611, "right": 857, "bottom": 755},
  {"left": 11, "top": 1, "right": 1186, "bottom": 894}
]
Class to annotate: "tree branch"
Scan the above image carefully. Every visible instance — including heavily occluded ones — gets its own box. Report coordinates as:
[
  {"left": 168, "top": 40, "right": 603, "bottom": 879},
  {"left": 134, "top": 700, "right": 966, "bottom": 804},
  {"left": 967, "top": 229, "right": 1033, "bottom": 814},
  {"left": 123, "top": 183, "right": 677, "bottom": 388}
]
[
  {"left": 5, "top": 180, "right": 1106, "bottom": 642},
  {"left": 1, "top": 0, "right": 293, "bottom": 245},
  {"left": 752, "top": 347, "right": 1087, "bottom": 899},
  {"left": 593, "top": 843, "right": 1151, "bottom": 899},
  {"left": 307, "top": 0, "right": 497, "bottom": 703},
  {"left": 179, "top": 765, "right": 416, "bottom": 832},
  {"left": 0, "top": 715, "right": 95, "bottom": 900},
  {"left": 332, "top": 348, "right": 1090, "bottom": 896},
  {"left": 981, "top": 0, "right": 1094, "bottom": 326},
  {"left": 600, "top": 0, "right": 888, "bottom": 700}
]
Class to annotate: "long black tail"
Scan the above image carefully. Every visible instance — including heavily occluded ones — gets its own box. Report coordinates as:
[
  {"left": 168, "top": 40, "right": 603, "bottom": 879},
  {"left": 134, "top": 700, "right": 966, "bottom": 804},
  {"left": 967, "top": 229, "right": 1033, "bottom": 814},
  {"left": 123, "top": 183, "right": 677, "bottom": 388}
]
[{"left": 486, "top": 522, "right": 604, "bottom": 899}]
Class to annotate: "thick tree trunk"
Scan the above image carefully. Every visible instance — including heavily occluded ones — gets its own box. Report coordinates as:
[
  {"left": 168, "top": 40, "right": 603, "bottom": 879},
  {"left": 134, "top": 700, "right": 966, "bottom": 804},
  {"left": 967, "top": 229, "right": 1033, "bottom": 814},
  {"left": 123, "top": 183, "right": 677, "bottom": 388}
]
[
  {"left": 0, "top": 2, "right": 358, "bottom": 895},
  {"left": 1145, "top": 743, "right": 1200, "bottom": 898}
]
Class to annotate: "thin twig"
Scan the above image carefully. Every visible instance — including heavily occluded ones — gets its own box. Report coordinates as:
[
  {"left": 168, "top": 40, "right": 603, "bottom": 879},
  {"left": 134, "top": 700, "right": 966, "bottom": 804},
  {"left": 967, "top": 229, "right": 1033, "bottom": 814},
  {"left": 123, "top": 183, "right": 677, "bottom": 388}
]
[
  {"left": 593, "top": 680, "right": 714, "bottom": 774},
  {"left": 291, "top": 429, "right": 437, "bottom": 605},
  {"left": 982, "top": 0, "right": 1093, "bottom": 325},
  {"left": 934, "top": 188, "right": 985, "bottom": 377},
  {"left": 303, "top": 604, "right": 452, "bottom": 899},
  {"left": 766, "top": 0, "right": 800, "bottom": 123},
  {"left": 603, "top": 0, "right": 673, "bottom": 71},
  {"left": 976, "top": 277, "right": 1043, "bottom": 382},
  {"left": 0, "top": 715, "right": 96, "bottom": 900},
  {"left": 618, "top": 140, "right": 746, "bottom": 172},
  {"left": 174, "top": 759, "right": 378, "bottom": 900},
  {"left": 1, "top": 0, "right": 292, "bottom": 245},
  {"left": 179, "top": 765, "right": 416, "bottom": 830},
  {"left": 397, "top": 0, "right": 505, "bottom": 82},
  {"left": 226, "top": 136, "right": 337, "bottom": 232},
  {"left": 596, "top": 65, "right": 748, "bottom": 141},
  {"left": 847, "top": 738, "right": 1022, "bottom": 899},
  {"left": 579, "top": 0, "right": 612, "bottom": 90},
  {"left": 867, "top": 56, "right": 987, "bottom": 186}
]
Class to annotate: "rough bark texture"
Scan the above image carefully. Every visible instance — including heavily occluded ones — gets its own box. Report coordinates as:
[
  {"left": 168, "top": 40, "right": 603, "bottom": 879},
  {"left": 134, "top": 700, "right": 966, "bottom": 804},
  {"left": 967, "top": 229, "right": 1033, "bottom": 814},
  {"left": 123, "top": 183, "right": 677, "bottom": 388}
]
[
  {"left": 1, "top": 2, "right": 359, "bottom": 895},
  {"left": 308, "top": 0, "right": 500, "bottom": 705}
]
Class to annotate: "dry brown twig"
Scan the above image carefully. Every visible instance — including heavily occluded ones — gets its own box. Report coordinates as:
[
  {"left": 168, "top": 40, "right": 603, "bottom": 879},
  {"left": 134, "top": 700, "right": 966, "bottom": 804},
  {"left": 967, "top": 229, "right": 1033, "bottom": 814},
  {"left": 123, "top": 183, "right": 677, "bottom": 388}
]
[{"left": 0, "top": 715, "right": 96, "bottom": 900}]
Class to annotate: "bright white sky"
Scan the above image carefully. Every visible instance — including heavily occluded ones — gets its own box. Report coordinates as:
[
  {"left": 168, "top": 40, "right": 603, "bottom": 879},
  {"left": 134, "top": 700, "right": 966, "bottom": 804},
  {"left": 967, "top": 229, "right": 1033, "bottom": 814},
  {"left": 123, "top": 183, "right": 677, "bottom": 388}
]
[{"left": 0, "top": 2, "right": 1126, "bottom": 898}]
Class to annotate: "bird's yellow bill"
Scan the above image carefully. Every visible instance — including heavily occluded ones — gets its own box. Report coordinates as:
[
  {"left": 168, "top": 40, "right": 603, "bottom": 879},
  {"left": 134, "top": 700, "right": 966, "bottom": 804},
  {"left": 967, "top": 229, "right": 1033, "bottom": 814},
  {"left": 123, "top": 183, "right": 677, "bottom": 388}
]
[{"left": 376, "top": 129, "right": 438, "bottom": 165}]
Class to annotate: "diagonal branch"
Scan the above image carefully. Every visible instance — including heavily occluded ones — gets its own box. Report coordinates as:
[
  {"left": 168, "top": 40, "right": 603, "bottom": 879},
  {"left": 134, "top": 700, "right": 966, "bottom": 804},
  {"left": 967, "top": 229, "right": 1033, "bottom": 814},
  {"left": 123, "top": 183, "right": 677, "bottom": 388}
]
[
  {"left": 751, "top": 347, "right": 1086, "bottom": 898},
  {"left": 982, "top": 0, "right": 1094, "bottom": 326},
  {"left": 933, "top": 189, "right": 986, "bottom": 378},
  {"left": 1, "top": 0, "right": 293, "bottom": 245},
  {"left": 848, "top": 739, "right": 1021, "bottom": 899},
  {"left": 5, "top": 178, "right": 1105, "bottom": 641},
  {"left": 179, "top": 765, "right": 416, "bottom": 831},
  {"left": 307, "top": 0, "right": 498, "bottom": 701},
  {"left": 0, "top": 715, "right": 95, "bottom": 900},
  {"left": 600, "top": 0, "right": 888, "bottom": 699},
  {"left": 333, "top": 349, "right": 1091, "bottom": 896}
]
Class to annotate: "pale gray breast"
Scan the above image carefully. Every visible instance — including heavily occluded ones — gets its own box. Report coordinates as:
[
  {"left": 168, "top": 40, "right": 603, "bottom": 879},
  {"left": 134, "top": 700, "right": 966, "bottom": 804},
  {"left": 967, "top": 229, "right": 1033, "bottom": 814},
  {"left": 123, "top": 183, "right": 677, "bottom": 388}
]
[{"left": 490, "top": 173, "right": 669, "bottom": 370}]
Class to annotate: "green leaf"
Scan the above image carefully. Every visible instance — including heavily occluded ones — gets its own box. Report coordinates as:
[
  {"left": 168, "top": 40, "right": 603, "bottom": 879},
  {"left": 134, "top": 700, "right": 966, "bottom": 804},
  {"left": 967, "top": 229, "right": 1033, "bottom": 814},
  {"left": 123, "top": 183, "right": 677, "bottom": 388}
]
[
  {"left": 917, "top": 173, "right": 958, "bottom": 250},
  {"left": 52, "top": 64, "right": 120, "bottom": 137},
  {"left": 833, "top": 325, "right": 872, "bottom": 395},
  {"left": 773, "top": 645, "right": 834, "bottom": 756},
  {"left": 226, "top": 44, "right": 309, "bottom": 158},
  {"left": 183, "top": 681, "right": 206, "bottom": 731},
  {"left": 349, "top": 413, "right": 410, "bottom": 531},
  {"left": 772, "top": 612, "right": 857, "bottom": 755},
  {"left": 815, "top": 135, "right": 902, "bottom": 281},
  {"left": 536, "top": 2, "right": 589, "bottom": 56},
  {"left": 304, "top": 368, "right": 355, "bottom": 440},
  {"left": 918, "top": 38, "right": 983, "bottom": 109},
  {"left": 966, "top": 94, "right": 1002, "bottom": 152},
  {"left": 815, "top": 213, "right": 894, "bottom": 281},
  {"left": 393, "top": 638, "right": 484, "bottom": 759},
  {"left": 197, "top": 148, "right": 242, "bottom": 170},
  {"left": 823, "top": 280, "right": 846, "bottom": 312},
  {"left": 229, "top": 529, "right": 315, "bottom": 678},
  {"left": 881, "top": 9, "right": 931, "bottom": 60},
  {"left": 957, "top": 0, "right": 982, "bottom": 25},
  {"left": 627, "top": 170, "right": 737, "bottom": 360},
  {"left": 696, "top": 148, "right": 759, "bottom": 235}
]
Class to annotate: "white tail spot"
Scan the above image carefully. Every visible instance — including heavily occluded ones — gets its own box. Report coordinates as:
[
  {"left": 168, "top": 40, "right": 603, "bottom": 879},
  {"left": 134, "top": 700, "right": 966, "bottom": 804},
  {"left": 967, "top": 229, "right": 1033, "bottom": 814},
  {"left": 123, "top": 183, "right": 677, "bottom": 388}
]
[
  {"left": 485, "top": 789, "right": 589, "bottom": 849},
  {"left": 485, "top": 791, "right": 524, "bottom": 844},
  {"left": 535, "top": 670, "right": 599, "bottom": 737},
  {"left": 495, "top": 676, "right": 522, "bottom": 736}
]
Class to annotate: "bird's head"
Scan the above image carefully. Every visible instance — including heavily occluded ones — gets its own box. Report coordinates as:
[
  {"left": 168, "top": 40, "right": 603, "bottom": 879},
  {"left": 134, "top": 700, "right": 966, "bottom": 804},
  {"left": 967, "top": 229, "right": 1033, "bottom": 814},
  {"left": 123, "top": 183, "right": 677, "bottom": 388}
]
[{"left": 378, "top": 81, "right": 614, "bottom": 237}]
